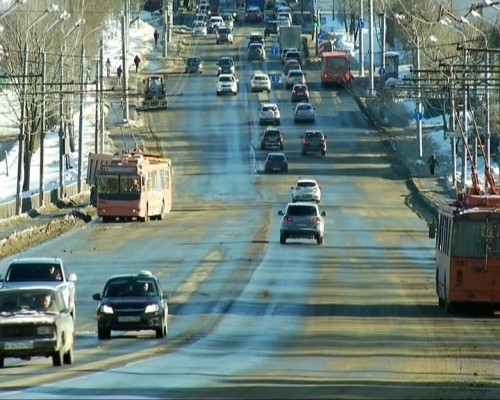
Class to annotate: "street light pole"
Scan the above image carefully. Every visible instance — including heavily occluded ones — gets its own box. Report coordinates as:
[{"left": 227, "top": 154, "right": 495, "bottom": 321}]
[
  {"left": 416, "top": 35, "right": 423, "bottom": 158},
  {"left": 78, "top": 24, "right": 101, "bottom": 192},
  {"left": 359, "top": 0, "right": 364, "bottom": 77},
  {"left": 15, "top": 4, "right": 59, "bottom": 215}
]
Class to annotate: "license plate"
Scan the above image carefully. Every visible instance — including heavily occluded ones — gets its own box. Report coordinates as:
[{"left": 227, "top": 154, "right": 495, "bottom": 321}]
[
  {"left": 118, "top": 316, "right": 140, "bottom": 323},
  {"left": 5, "top": 341, "right": 33, "bottom": 350}
]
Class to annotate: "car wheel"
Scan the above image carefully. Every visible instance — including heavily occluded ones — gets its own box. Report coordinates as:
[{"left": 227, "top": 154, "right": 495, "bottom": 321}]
[
  {"left": 321, "top": 150, "right": 326, "bottom": 156},
  {"left": 52, "top": 349, "right": 63, "bottom": 367},
  {"left": 0, "top": 358, "right": 4, "bottom": 368},
  {"left": 98, "top": 327, "right": 111, "bottom": 340},
  {"left": 260, "top": 145, "right": 265, "bottom": 150},
  {"left": 216, "top": 92, "right": 220, "bottom": 96},
  {"left": 63, "top": 345, "right": 74, "bottom": 365},
  {"left": 280, "top": 233, "right": 287, "bottom": 244},
  {"left": 233, "top": 91, "right": 237, "bottom": 96},
  {"left": 155, "top": 318, "right": 166, "bottom": 339},
  {"left": 276, "top": 120, "right": 280, "bottom": 126},
  {"left": 317, "top": 235, "right": 324, "bottom": 245},
  {"left": 301, "top": 150, "right": 306, "bottom": 156}
]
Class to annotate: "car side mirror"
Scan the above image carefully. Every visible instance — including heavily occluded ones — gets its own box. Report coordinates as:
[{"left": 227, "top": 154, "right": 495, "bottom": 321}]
[
  {"left": 92, "top": 293, "right": 101, "bottom": 301},
  {"left": 68, "top": 273, "right": 77, "bottom": 282},
  {"left": 321, "top": 211, "right": 327, "bottom": 217},
  {"left": 278, "top": 210, "right": 284, "bottom": 216}
]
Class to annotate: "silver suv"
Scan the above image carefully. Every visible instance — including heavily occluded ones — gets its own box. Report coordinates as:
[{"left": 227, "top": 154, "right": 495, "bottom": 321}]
[{"left": 278, "top": 202, "right": 326, "bottom": 245}]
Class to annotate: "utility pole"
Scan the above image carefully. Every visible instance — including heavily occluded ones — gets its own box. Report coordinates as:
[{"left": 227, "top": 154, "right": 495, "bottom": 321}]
[
  {"left": 379, "top": 12, "right": 386, "bottom": 73},
  {"left": 99, "top": 36, "right": 104, "bottom": 152},
  {"left": 163, "top": 0, "right": 168, "bottom": 57},
  {"left": 78, "top": 45, "right": 85, "bottom": 193},
  {"left": 368, "top": 0, "right": 374, "bottom": 96},
  {"left": 39, "top": 51, "right": 46, "bottom": 206},
  {"left": 484, "top": 51, "right": 491, "bottom": 193},
  {"left": 359, "top": 0, "right": 364, "bottom": 77},
  {"left": 94, "top": 59, "right": 99, "bottom": 153},
  {"left": 416, "top": 36, "right": 423, "bottom": 158},
  {"left": 58, "top": 52, "right": 65, "bottom": 198},
  {"left": 461, "top": 48, "right": 468, "bottom": 189},
  {"left": 122, "top": 0, "right": 130, "bottom": 122}
]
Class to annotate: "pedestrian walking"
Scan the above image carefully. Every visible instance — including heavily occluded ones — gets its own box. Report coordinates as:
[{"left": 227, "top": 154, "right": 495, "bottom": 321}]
[
  {"left": 427, "top": 153, "right": 439, "bottom": 175},
  {"left": 134, "top": 55, "right": 141, "bottom": 72},
  {"left": 105, "top": 58, "right": 111, "bottom": 78},
  {"left": 154, "top": 29, "right": 159, "bottom": 48},
  {"left": 116, "top": 65, "right": 122, "bottom": 84}
]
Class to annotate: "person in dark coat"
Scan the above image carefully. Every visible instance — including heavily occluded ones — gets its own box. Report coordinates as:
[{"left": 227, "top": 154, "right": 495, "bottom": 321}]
[
  {"left": 154, "top": 29, "right": 159, "bottom": 47},
  {"left": 116, "top": 65, "right": 122, "bottom": 84},
  {"left": 134, "top": 55, "right": 141, "bottom": 72},
  {"left": 427, "top": 153, "right": 439, "bottom": 175}
]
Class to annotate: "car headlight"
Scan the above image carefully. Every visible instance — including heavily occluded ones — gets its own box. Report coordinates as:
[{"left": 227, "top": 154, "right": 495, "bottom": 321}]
[
  {"left": 37, "top": 325, "right": 55, "bottom": 335},
  {"left": 145, "top": 304, "right": 160, "bottom": 314},
  {"left": 100, "top": 304, "right": 114, "bottom": 314}
]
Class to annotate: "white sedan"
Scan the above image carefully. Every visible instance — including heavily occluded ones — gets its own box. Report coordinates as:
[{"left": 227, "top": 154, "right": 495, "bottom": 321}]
[
  {"left": 250, "top": 73, "right": 271, "bottom": 93},
  {"left": 291, "top": 178, "right": 322, "bottom": 203},
  {"left": 191, "top": 21, "right": 207, "bottom": 37}
]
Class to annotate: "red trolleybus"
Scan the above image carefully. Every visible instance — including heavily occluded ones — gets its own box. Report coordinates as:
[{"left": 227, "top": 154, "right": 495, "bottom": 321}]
[
  {"left": 87, "top": 150, "right": 172, "bottom": 222},
  {"left": 430, "top": 193, "right": 500, "bottom": 313},
  {"left": 429, "top": 110, "right": 500, "bottom": 313},
  {"left": 320, "top": 51, "right": 352, "bottom": 86}
]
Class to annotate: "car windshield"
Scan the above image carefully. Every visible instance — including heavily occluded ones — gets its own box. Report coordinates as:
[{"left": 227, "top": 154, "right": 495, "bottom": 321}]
[
  {"left": 219, "top": 76, "right": 233, "bottom": 82},
  {"left": 187, "top": 58, "right": 200, "bottom": 65},
  {"left": 254, "top": 75, "right": 267, "bottom": 81},
  {"left": 219, "top": 58, "right": 232, "bottom": 65},
  {"left": 289, "top": 71, "right": 303, "bottom": 77},
  {"left": 104, "top": 278, "right": 158, "bottom": 297},
  {"left": 219, "top": 28, "right": 229, "bottom": 33},
  {"left": 262, "top": 105, "right": 277, "bottom": 112},
  {"left": 268, "top": 154, "right": 285, "bottom": 161},
  {"left": 0, "top": 290, "right": 60, "bottom": 313}
]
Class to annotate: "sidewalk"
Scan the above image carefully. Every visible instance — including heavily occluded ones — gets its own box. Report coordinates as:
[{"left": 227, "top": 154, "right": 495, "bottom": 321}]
[{"left": 350, "top": 76, "right": 456, "bottom": 214}]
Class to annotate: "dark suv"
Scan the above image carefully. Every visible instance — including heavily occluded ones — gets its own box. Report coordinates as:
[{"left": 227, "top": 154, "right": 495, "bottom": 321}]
[
  {"left": 260, "top": 128, "right": 284, "bottom": 150},
  {"left": 264, "top": 20, "right": 279, "bottom": 36},
  {"left": 217, "top": 56, "right": 235, "bottom": 76},
  {"left": 300, "top": 130, "right": 327, "bottom": 156},
  {"left": 245, "top": 6, "right": 263, "bottom": 23},
  {"left": 92, "top": 270, "right": 168, "bottom": 340}
]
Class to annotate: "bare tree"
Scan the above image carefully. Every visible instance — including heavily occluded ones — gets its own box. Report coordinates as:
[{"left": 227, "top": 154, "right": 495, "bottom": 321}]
[{"left": 0, "top": 0, "right": 114, "bottom": 191}]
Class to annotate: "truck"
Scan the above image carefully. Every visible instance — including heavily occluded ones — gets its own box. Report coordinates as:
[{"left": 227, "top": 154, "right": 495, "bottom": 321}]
[
  {"left": 209, "top": 0, "right": 220, "bottom": 15},
  {"left": 0, "top": 257, "right": 78, "bottom": 320},
  {"left": 219, "top": 0, "right": 238, "bottom": 15},
  {"left": 278, "top": 25, "right": 302, "bottom": 53}
]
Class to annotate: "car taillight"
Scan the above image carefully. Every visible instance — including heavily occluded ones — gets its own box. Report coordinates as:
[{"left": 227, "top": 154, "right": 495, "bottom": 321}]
[
  {"left": 292, "top": 90, "right": 296, "bottom": 95},
  {"left": 283, "top": 216, "right": 293, "bottom": 222},
  {"left": 321, "top": 139, "right": 326, "bottom": 144},
  {"left": 302, "top": 139, "right": 308, "bottom": 144},
  {"left": 294, "top": 186, "right": 301, "bottom": 190},
  {"left": 312, "top": 217, "right": 321, "bottom": 224}
]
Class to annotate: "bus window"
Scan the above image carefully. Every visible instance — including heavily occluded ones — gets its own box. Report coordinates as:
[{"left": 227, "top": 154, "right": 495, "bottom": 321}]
[
  {"left": 98, "top": 176, "right": 119, "bottom": 194},
  {"left": 452, "top": 220, "right": 486, "bottom": 257}
]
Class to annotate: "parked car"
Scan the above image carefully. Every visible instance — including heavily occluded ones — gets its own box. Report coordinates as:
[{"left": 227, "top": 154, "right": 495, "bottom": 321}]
[
  {"left": 259, "top": 103, "right": 281, "bottom": 125},
  {"left": 291, "top": 178, "right": 322, "bottom": 203},
  {"left": 293, "top": 102, "right": 315, "bottom": 123},
  {"left": 291, "top": 83, "right": 310, "bottom": 102},
  {"left": 264, "top": 152, "right": 288, "bottom": 174},
  {"left": 185, "top": 56, "right": 203, "bottom": 73},
  {"left": 278, "top": 202, "right": 326, "bottom": 245},
  {"left": 216, "top": 26, "right": 233, "bottom": 44},
  {"left": 285, "top": 69, "right": 306, "bottom": 89},
  {"left": 0, "top": 287, "right": 75, "bottom": 367},
  {"left": 92, "top": 270, "right": 168, "bottom": 340},
  {"left": 216, "top": 73, "right": 238, "bottom": 95},
  {"left": 248, "top": 43, "right": 266, "bottom": 61},
  {"left": 251, "top": 72, "right": 271, "bottom": 92},
  {"left": 217, "top": 56, "right": 235, "bottom": 76},
  {"left": 300, "top": 130, "right": 327, "bottom": 155},
  {"left": 244, "top": 6, "right": 263, "bottom": 23},
  {"left": 260, "top": 127, "right": 284, "bottom": 150}
]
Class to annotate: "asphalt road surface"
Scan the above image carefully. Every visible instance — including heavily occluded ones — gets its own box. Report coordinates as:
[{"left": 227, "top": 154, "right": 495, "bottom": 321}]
[{"left": 1, "top": 21, "right": 500, "bottom": 400}]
